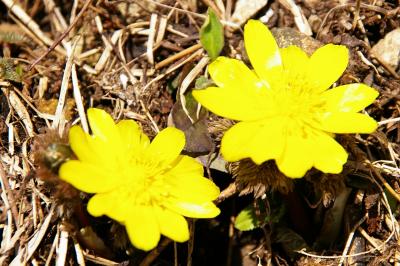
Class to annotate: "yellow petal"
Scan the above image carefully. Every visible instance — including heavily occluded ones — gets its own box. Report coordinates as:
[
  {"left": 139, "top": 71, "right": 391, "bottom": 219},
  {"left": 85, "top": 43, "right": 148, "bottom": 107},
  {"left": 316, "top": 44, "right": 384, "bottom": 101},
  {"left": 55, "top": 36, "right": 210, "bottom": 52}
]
[
  {"left": 84, "top": 135, "right": 121, "bottom": 167},
  {"left": 309, "top": 44, "right": 348, "bottom": 92},
  {"left": 87, "top": 191, "right": 131, "bottom": 222},
  {"left": 220, "top": 118, "right": 286, "bottom": 164},
  {"left": 280, "top": 45, "right": 309, "bottom": 77},
  {"left": 312, "top": 132, "right": 348, "bottom": 173},
  {"left": 146, "top": 127, "right": 185, "bottom": 166},
  {"left": 166, "top": 177, "right": 220, "bottom": 203},
  {"left": 208, "top": 57, "right": 268, "bottom": 90},
  {"left": 69, "top": 126, "right": 96, "bottom": 163},
  {"left": 117, "top": 120, "right": 149, "bottom": 158},
  {"left": 125, "top": 206, "right": 160, "bottom": 251},
  {"left": 59, "top": 160, "right": 120, "bottom": 193},
  {"left": 155, "top": 207, "right": 189, "bottom": 243},
  {"left": 87, "top": 108, "right": 120, "bottom": 144},
  {"left": 193, "top": 87, "right": 271, "bottom": 121},
  {"left": 87, "top": 192, "right": 116, "bottom": 217},
  {"left": 322, "top": 83, "right": 379, "bottom": 112},
  {"left": 169, "top": 155, "right": 204, "bottom": 176},
  {"left": 85, "top": 108, "right": 125, "bottom": 165},
  {"left": 116, "top": 120, "right": 140, "bottom": 146},
  {"left": 165, "top": 199, "right": 220, "bottom": 218},
  {"left": 276, "top": 134, "right": 313, "bottom": 178},
  {"left": 87, "top": 187, "right": 136, "bottom": 223},
  {"left": 167, "top": 177, "right": 220, "bottom": 203},
  {"left": 166, "top": 156, "right": 220, "bottom": 202},
  {"left": 319, "top": 112, "right": 378, "bottom": 133},
  {"left": 244, "top": 20, "right": 282, "bottom": 81}
]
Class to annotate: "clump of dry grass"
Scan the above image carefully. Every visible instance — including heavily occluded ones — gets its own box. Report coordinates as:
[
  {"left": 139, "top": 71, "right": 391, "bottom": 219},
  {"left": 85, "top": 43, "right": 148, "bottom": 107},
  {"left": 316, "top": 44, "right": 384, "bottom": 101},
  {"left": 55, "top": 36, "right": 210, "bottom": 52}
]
[{"left": 0, "top": 0, "right": 399, "bottom": 265}]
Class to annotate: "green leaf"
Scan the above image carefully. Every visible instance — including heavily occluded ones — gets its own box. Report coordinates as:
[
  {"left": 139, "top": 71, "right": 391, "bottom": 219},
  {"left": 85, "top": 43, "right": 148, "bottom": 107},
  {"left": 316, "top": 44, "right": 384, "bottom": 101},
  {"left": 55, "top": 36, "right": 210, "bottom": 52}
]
[
  {"left": 234, "top": 204, "right": 260, "bottom": 231},
  {"left": 195, "top": 76, "right": 214, "bottom": 89},
  {"left": 200, "top": 9, "right": 224, "bottom": 60},
  {"left": 384, "top": 188, "right": 398, "bottom": 213},
  {"left": 234, "top": 196, "right": 285, "bottom": 232}
]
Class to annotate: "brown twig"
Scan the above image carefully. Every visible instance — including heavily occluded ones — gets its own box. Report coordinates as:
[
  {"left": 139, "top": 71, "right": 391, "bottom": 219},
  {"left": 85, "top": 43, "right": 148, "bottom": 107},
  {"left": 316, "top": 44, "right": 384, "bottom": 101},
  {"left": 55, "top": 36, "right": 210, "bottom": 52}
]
[
  {"left": 226, "top": 216, "right": 235, "bottom": 266},
  {"left": 371, "top": 55, "right": 400, "bottom": 79},
  {"left": 201, "top": 0, "right": 224, "bottom": 19},
  {"left": 176, "top": 0, "right": 201, "bottom": 30},
  {"left": 351, "top": 0, "right": 361, "bottom": 31},
  {"left": 28, "top": 0, "right": 93, "bottom": 71},
  {"left": 225, "top": 0, "right": 233, "bottom": 21},
  {"left": 139, "top": 238, "right": 172, "bottom": 266},
  {"left": 367, "top": 160, "right": 400, "bottom": 202},
  {"left": 155, "top": 43, "right": 202, "bottom": 69},
  {"left": 187, "top": 220, "right": 195, "bottom": 266},
  {"left": 0, "top": 162, "right": 20, "bottom": 228}
]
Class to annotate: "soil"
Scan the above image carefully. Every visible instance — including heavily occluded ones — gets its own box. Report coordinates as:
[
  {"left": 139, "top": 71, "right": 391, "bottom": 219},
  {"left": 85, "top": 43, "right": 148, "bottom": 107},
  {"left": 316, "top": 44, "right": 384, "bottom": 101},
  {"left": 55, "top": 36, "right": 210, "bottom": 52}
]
[{"left": 0, "top": 0, "right": 399, "bottom": 265}]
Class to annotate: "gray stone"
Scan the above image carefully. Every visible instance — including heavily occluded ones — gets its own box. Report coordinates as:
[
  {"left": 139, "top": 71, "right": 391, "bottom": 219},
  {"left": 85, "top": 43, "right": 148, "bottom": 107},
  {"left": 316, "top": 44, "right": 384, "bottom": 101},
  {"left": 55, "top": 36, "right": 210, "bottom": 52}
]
[{"left": 371, "top": 28, "right": 400, "bottom": 70}]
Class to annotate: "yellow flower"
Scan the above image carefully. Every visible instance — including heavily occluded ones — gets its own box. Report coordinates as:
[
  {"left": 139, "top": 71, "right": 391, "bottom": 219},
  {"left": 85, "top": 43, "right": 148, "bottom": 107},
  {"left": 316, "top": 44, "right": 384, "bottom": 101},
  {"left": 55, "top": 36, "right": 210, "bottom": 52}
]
[
  {"left": 59, "top": 108, "right": 220, "bottom": 251},
  {"left": 193, "top": 20, "right": 378, "bottom": 178}
]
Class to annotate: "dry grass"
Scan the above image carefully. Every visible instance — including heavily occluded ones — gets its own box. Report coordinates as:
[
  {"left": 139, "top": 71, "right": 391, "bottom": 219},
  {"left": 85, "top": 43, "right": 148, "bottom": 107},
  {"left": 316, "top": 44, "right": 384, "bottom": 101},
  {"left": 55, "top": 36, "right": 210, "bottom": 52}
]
[{"left": 0, "top": 0, "right": 399, "bottom": 265}]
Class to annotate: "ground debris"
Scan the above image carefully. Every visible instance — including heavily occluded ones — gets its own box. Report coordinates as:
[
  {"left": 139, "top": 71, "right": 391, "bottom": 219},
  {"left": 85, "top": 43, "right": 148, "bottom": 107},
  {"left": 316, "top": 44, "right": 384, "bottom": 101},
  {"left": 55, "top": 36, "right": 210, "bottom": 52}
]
[{"left": 0, "top": 0, "right": 399, "bottom": 265}]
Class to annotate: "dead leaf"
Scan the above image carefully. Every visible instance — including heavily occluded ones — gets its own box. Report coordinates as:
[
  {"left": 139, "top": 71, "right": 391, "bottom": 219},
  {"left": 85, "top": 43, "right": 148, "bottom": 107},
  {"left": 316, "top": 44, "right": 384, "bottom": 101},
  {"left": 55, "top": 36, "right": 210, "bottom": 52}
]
[{"left": 170, "top": 92, "right": 214, "bottom": 154}]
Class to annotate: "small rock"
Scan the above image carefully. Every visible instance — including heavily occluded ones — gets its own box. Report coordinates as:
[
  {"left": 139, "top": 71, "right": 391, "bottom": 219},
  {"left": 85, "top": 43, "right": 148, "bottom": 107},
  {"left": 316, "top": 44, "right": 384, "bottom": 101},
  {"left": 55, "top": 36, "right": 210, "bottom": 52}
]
[
  {"left": 231, "top": 0, "right": 269, "bottom": 25},
  {"left": 271, "top": 27, "right": 322, "bottom": 56},
  {"left": 371, "top": 28, "right": 400, "bottom": 70}
]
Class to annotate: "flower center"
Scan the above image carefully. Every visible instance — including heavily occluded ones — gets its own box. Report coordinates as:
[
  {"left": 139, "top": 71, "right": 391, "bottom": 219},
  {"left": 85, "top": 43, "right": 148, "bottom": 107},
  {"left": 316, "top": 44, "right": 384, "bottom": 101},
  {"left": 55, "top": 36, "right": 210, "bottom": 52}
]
[
  {"left": 268, "top": 72, "right": 325, "bottom": 131},
  {"left": 119, "top": 157, "right": 170, "bottom": 206}
]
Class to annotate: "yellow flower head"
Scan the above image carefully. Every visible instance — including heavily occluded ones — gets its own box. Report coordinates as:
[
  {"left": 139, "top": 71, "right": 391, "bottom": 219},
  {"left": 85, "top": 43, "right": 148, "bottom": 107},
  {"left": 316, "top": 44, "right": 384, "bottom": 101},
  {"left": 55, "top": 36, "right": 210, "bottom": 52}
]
[
  {"left": 193, "top": 20, "right": 379, "bottom": 178},
  {"left": 59, "top": 108, "right": 220, "bottom": 251}
]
